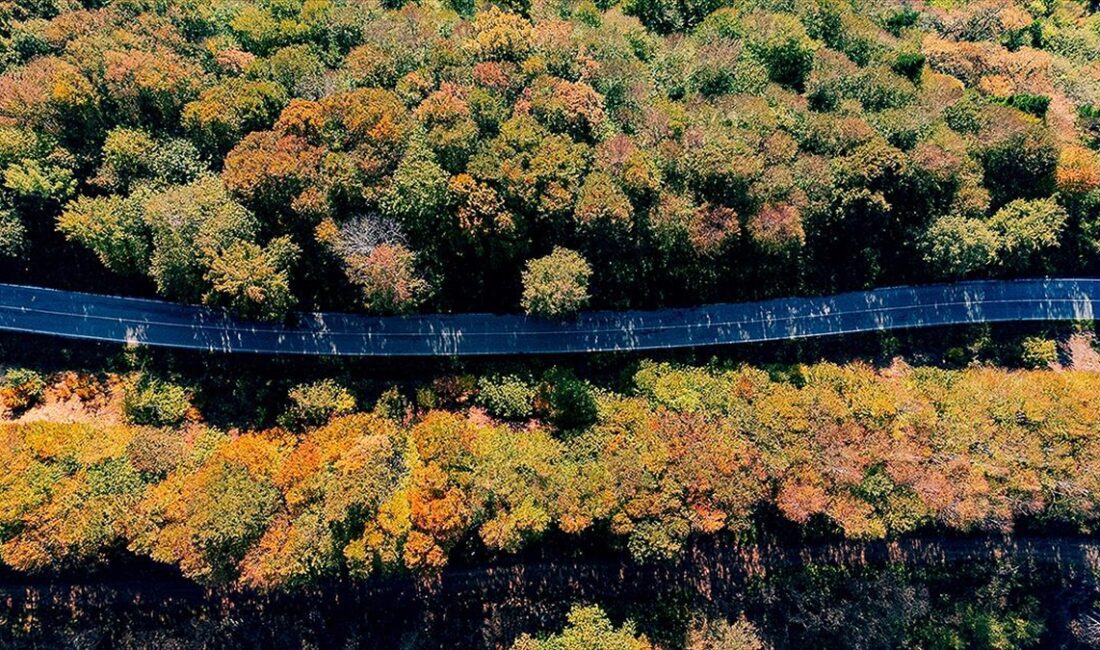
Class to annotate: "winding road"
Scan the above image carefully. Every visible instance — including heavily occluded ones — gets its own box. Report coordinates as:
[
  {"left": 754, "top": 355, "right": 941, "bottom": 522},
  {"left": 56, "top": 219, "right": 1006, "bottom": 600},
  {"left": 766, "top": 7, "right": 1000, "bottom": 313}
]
[{"left": 0, "top": 278, "right": 1096, "bottom": 356}]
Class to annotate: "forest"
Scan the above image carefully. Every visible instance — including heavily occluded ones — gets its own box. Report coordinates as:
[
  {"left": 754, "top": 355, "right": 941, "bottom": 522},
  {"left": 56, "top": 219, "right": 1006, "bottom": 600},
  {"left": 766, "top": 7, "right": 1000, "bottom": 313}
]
[
  {"left": 1, "top": 347, "right": 1098, "bottom": 647},
  {"left": 2, "top": 359, "right": 1099, "bottom": 589},
  {"left": 2, "top": 0, "right": 1100, "bottom": 316},
  {"left": 4, "top": 0, "right": 1100, "bottom": 646}
]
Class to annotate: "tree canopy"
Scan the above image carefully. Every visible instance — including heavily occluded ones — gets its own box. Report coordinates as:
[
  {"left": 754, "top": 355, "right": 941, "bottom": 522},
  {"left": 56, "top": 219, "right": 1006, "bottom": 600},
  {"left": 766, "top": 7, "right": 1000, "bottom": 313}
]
[
  {"left": 3, "top": 361, "right": 1100, "bottom": 588},
  {"left": 2, "top": 0, "right": 1100, "bottom": 317}
]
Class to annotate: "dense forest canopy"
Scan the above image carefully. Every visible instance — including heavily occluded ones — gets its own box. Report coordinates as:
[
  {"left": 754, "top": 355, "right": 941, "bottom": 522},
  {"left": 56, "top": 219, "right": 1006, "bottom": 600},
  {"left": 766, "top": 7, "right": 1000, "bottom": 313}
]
[
  {"left": 4, "top": 2, "right": 1100, "bottom": 646},
  {"left": 2, "top": 0, "right": 1100, "bottom": 317},
  {"left": 2, "top": 360, "right": 1099, "bottom": 589}
]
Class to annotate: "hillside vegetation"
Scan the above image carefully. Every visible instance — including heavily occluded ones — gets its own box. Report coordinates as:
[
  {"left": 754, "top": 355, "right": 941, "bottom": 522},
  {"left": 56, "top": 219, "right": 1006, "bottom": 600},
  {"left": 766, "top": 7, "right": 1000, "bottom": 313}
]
[
  {"left": 2, "top": 0, "right": 1100, "bottom": 316},
  {"left": 2, "top": 361, "right": 1098, "bottom": 589}
]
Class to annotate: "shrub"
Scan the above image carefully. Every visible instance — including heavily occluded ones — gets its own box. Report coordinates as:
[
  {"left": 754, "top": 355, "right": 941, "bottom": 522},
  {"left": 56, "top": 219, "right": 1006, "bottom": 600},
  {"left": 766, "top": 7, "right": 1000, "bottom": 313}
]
[
  {"left": 1005, "top": 94, "right": 1050, "bottom": 119},
  {"left": 521, "top": 247, "right": 592, "bottom": 318},
  {"left": 1020, "top": 337, "right": 1058, "bottom": 369},
  {"left": 477, "top": 374, "right": 536, "bottom": 420},
  {"left": 0, "top": 208, "right": 25, "bottom": 257},
  {"left": 373, "top": 386, "right": 410, "bottom": 421},
  {"left": 892, "top": 53, "right": 925, "bottom": 82},
  {"left": 0, "top": 368, "right": 46, "bottom": 412},
  {"left": 126, "top": 427, "right": 187, "bottom": 479},
  {"left": 883, "top": 8, "right": 920, "bottom": 36},
  {"left": 539, "top": 368, "right": 598, "bottom": 432},
  {"left": 280, "top": 379, "right": 356, "bottom": 428},
  {"left": 123, "top": 376, "right": 192, "bottom": 426},
  {"left": 512, "top": 605, "right": 651, "bottom": 650}
]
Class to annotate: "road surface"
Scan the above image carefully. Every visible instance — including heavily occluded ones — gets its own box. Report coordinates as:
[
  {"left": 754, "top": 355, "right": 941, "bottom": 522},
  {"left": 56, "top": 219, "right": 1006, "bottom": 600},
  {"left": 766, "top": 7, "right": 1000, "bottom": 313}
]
[{"left": 0, "top": 278, "right": 1095, "bottom": 356}]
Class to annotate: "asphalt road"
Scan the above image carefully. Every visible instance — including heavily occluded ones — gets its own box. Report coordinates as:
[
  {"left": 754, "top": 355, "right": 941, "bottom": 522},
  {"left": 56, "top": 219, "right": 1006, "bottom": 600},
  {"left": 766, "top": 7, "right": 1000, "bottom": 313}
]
[{"left": 0, "top": 278, "right": 1095, "bottom": 356}]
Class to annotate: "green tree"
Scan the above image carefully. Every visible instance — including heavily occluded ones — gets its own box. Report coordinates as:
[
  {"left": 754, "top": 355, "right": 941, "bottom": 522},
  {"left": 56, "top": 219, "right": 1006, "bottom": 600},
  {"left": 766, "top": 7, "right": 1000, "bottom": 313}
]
[
  {"left": 974, "top": 109, "right": 1058, "bottom": 207},
  {"left": 539, "top": 368, "right": 598, "bottom": 432},
  {"left": 151, "top": 457, "right": 282, "bottom": 583},
  {"left": 204, "top": 237, "right": 299, "bottom": 321},
  {"left": 3, "top": 158, "right": 74, "bottom": 205},
  {"left": 58, "top": 194, "right": 150, "bottom": 274},
  {"left": 476, "top": 374, "right": 536, "bottom": 420},
  {"left": 622, "top": 0, "right": 726, "bottom": 33},
  {"left": 280, "top": 379, "right": 357, "bottom": 429},
  {"left": 988, "top": 197, "right": 1067, "bottom": 270},
  {"left": 467, "top": 115, "right": 588, "bottom": 222},
  {"left": 521, "top": 247, "right": 592, "bottom": 318},
  {"left": 921, "top": 215, "right": 998, "bottom": 278},
  {"left": 93, "top": 128, "right": 157, "bottom": 192},
  {"left": 744, "top": 13, "right": 818, "bottom": 90},
  {"left": 230, "top": 4, "right": 293, "bottom": 55},
  {"left": 141, "top": 176, "right": 259, "bottom": 303},
  {"left": 575, "top": 172, "right": 633, "bottom": 231},
  {"left": 512, "top": 605, "right": 652, "bottom": 650},
  {"left": 122, "top": 375, "right": 192, "bottom": 427},
  {"left": 246, "top": 44, "right": 325, "bottom": 95},
  {"left": 379, "top": 134, "right": 451, "bottom": 243},
  {"left": 94, "top": 128, "right": 206, "bottom": 192},
  {"left": 415, "top": 84, "right": 480, "bottom": 172}
]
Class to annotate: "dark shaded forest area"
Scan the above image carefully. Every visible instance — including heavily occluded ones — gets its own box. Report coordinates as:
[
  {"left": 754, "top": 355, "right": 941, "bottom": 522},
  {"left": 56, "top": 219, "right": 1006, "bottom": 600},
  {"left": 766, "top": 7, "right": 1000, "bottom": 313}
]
[{"left": 4, "top": 536, "right": 1098, "bottom": 648}]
